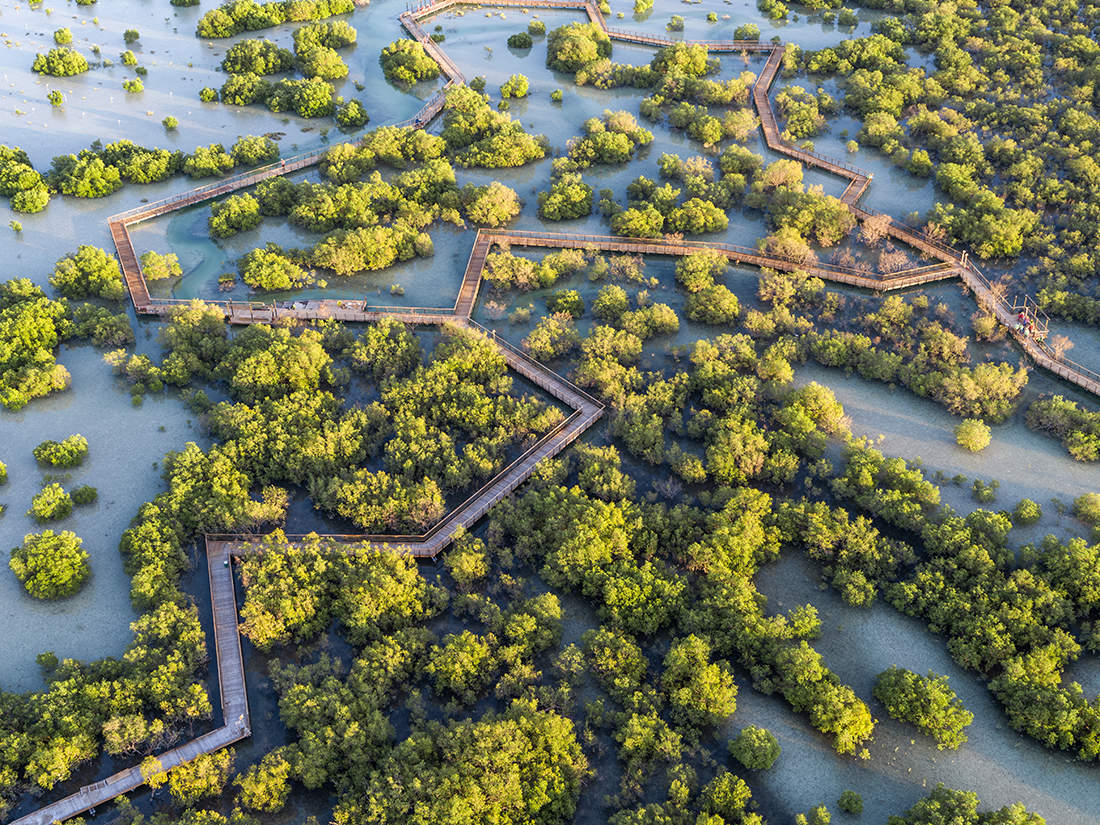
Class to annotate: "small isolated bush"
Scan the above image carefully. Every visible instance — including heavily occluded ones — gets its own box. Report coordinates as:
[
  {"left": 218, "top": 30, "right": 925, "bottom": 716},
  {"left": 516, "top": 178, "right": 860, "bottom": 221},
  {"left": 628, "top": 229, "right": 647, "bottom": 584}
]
[
  {"left": 54, "top": 28, "right": 73, "bottom": 45},
  {"left": 538, "top": 172, "right": 592, "bottom": 220},
  {"left": 667, "top": 15, "right": 685, "bottom": 31},
  {"left": 29, "top": 484, "right": 74, "bottom": 523},
  {"left": 122, "top": 78, "right": 144, "bottom": 93},
  {"left": 500, "top": 73, "right": 529, "bottom": 99},
  {"left": 140, "top": 251, "right": 183, "bottom": 281},
  {"left": 124, "top": 29, "right": 140, "bottom": 44},
  {"left": 210, "top": 194, "right": 262, "bottom": 238},
  {"left": 163, "top": 115, "right": 179, "bottom": 130},
  {"left": 199, "top": 87, "right": 219, "bottom": 103},
  {"left": 508, "top": 32, "right": 533, "bottom": 49},
  {"left": 460, "top": 181, "right": 521, "bottom": 227},
  {"left": 32, "top": 47, "right": 89, "bottom": 77},
  {"left": 0, "top": 460, "right": 7, "bottom": 484},
  {"left": 972, "top": 478, "right": 998, "bottom": 503},
  {"left": 551, "top": 89, "right": 563, "bottom": 102},
  {"left": 48, "top": 90, "right": 63, "bottom": 107},
  {"left": 547, "top": 289, "right": 584, "bottom": 319},
  {"left": 120, "top": 49, "right": 137, "bottom": 67},
  {"left": 593, "top": 284, "right": 628, "bottom": 321},
  {"left": 873, "top": 666, "right": 973, "bottom": 749},
  {"left": 837, "top": 791, "right": 862, "bottom": 816},
  {"left": 1012, "top": 498, "right": 1042, "bottom": 525},
  {"left": 529, "top": 19, "right": 546, "bottom": 34},
  {"left": 336, "top": 99, "right": 369, "bottom": 127},
  {"left": 954, "top": 418, "right": 991, "bottom": 452},
  {"left": 729, "top": 726, "right": 780, "bottom": 770},
  {"left": 71, "top": 485, "right": 98, "bottom": 506},
  {"left": 1073, "top": 492, "right": 1100, "bottom": 527},
  {"left": 34, "top": 434, "right": 89, "bottom": 468},
  {"left": 10, "top": 530, "right": 89, "bottom": 599},
  {"left": 51, "top": 246, "right": 124, "bottom": 301}
]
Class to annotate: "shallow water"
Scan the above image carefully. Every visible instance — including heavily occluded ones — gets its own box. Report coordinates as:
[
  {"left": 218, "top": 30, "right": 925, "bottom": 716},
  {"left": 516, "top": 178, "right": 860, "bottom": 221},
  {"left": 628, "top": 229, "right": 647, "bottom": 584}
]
[
  {"left": 0, "top": 0, "right": 1098, "bottom": 816},
  {"left": 750, "top": 552, "right": 1100, "bottom": 824},
  {"left": 0, "top": 346, "right": 207, "bottom": 693},
  {"left": 793, "top": 361, "right": 1100, "bottom": 528}
]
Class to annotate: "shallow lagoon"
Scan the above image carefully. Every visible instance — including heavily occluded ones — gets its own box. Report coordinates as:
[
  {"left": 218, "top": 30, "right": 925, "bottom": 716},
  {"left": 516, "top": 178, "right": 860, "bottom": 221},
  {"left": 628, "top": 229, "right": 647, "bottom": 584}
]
[
  {"left": 0, "top": 0, "right": 1097, "bottom": 819},
  {"left": 0, "top": 346, "right": 207, "bottom": 693},
  {"left": 752, "top": 553, "right": 1100, "bottom": 824}
]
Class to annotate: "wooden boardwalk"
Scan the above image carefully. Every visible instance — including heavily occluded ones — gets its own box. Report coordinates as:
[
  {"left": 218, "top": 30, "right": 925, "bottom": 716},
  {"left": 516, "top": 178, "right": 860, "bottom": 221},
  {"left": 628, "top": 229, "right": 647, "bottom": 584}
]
[
  {"left": 483, "top": 228, "right": 960, "bottom": 291},
  {"left": 25, "top": 3, "right": 1100, "bottom": 824},
  {"left": 101, "top": 0, "right": 1100, "bottom": 399}
]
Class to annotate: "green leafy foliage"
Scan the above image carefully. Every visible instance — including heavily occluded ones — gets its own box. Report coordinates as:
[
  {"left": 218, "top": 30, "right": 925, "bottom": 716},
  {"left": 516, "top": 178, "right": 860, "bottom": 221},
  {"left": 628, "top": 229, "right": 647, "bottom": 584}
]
[
  {"left": 51, "top": 246, "right": 124, "bottom": 301},
  {"left": 1026, "top": 395, "right": 1100, "bottom": 461},
  {"left": 32, "top": 47, "right": 89, "bottom": 77},
  {"left": 0, "top": 280, "right": 72, "bottom": 410},
  {"left": 955, "top": 418, "right": 991, "bottom": 451},
  {"left": 197, "top": 0, "right": 356, "bottom": 38},
  {"left": 10, "top": 530, "right": 89, "bottom": 599},
  {"left": 140, "top": 251, "right": 183, "bottom": 281},
  {"left": 0, "top": 145, "right": 51, "bottom": 212},
  {"left": 33, "top": 434, "right": 89, "bottom": 468},
  {"left": 209, "top": 194, "right": 262, "bottom": 238},
  {"left": 546, "top": 22, "right": 611, "bottom": 73},
  {"left": 28, "top": 484, "right": 74, "bottom": 523},
  {"left": 442, "top": 86, "right": 548, "bottom": 168},
  {"left": 729, "top": 726, "right": 781, "bottom": 770},
  {"left": 380, "top": 39, "right": 441, "bottom": 85},
  {"left": 873, "top": 667, "right": 974, "bottom": 749}
]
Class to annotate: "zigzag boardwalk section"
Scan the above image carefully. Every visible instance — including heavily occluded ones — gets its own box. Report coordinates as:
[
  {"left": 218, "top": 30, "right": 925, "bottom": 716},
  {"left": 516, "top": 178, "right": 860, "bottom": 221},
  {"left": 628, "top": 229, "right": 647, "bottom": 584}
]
[
  {"left": 107, "top": 149, "right": 329, "bottom": 315},
  {"left": 8, "top": 555, "right": 249, "bottom": 825},
  {"left": 9, "top": 320, "right": 601, "bottom": 825},
  {"left": 485, "top": 228, "right": 959, "bottom": 291},
  {"left": 31, "top": 4, "right": 1100, "bottom": 824}
]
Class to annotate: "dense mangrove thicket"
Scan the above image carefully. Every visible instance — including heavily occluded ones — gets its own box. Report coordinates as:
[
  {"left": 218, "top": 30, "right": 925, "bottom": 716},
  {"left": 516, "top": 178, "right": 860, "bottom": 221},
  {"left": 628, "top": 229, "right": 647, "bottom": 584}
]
[
  {"left": 4, "top": 2, "right": 1098, "bottom": 822},
  {"left": 215, "top": 106, "right": 544, "bottom": 289},
  {"left": 0, "top": 278, "right": 132, "bottom": 411},
  {"left": 196, "top": 0, "right": 355, "bottom": 38},
  {"left": 0, "top": 306, "right": 561, "bottom": 818},
  {"left": 212, "top": 21, "right": 365, "bottom": 123},
  {"left": 748, "top": 0, "right": 1100, "bottom": 327}
]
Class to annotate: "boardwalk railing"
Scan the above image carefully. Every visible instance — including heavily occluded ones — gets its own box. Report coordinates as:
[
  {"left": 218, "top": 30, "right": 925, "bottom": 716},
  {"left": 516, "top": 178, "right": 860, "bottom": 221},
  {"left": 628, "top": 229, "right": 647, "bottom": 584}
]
[{"left": 482, "top": 228, "right": 958, "bottom": 287}]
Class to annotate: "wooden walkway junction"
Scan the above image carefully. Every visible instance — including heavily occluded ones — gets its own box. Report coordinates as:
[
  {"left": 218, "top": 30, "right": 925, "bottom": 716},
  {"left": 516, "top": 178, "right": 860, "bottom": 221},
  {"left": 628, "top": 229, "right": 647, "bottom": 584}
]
[
  {"left": 27, "top": 3, "right": 1100, "bottom": 824},
  {"left": 102, "top": 0, "right": 1097, "bottom": 394}
]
